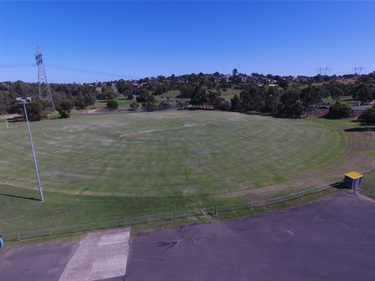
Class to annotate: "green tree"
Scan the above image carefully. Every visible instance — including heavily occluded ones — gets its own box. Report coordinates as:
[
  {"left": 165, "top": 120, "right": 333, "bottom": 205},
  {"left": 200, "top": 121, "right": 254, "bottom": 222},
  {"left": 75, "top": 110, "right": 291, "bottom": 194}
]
[
  {"left": 107, "top": 100, "right": 118, "bottom": 110},
  {"left": 263, "top": 86, "right": 283, "bottom": 114},
  {"left": 0, "top": 90, "right": 13, "bottom": 114},
  {"left": 74, "top": 99, "right": 86, "bottom": 110},
  {"left": 130, "top": 101, "right": 140, "bottom": 111},
  {"left": 230, "top": 94, "right": 241, "bottom": 111},
  {"left": 361, "top": 106, "right": 375, "bottom": 124},
  {"left": 159, "top": 101, "right": 172, "bottom": 110},
  {"left": 300, "top": 85, "right": 324, "bottom": 110},
  {"left": 230, "top": 75, "right": 242, "bottom": 85},
  {"left": 136, "top": 89, "right": 155, "bottom": 107},
  {"left": 276, "top": 78, "right": 288, "bottom": 88},
  {"left": 153, "top": 84, "right": 169, "bottom": 96},
  {"left": 207, "top": 88, "right": 224, "bottom": 109},
  {"left": 239, "top": 85, "right": 264, "bottom": 111},
  {"left": 56, "top": 99, "right": 75, "bottom": 118},
  {"left": 102, "top": 89, "right": 118, "bottom": 101},
  {"left": 327, "top": 103, "right": 352, "bottom": 119},
  {"left": 116, "top": 79, "right": 135, "bottom": 97},
  {"left": 177, "top": 84, "right": 195, "bottom": 98},
  {"left": 190, "top": 86, "right": 208, "bottom": 108},
  {"left": 278, "top": 88, "right": 304, "bottom": 117},
  {"left": 327, "top": 83, "right": 344, "bottom": 102},
  {"left": 352, "top": 83, "right": 373, "bottom": 103},
  {"left": 22, "top": 100, "right": 50, "bottom": 121}
]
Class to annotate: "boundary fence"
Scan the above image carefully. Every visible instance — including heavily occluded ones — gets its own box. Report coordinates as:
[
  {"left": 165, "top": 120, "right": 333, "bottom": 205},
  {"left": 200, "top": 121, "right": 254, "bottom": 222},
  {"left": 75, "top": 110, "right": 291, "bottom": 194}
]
[{"left": 3, "top": 167, "right": 375, "bottom": 242}]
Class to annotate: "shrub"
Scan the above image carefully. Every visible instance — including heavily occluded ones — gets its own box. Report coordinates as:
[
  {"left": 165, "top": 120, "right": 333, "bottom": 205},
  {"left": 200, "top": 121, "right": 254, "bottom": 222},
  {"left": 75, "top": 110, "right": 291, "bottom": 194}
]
[
  {"left": 362, "top": 106, "right": 375, "bottom": 124},
  {"left": 107, "top": 100, "right": 118, "bottom": 110},
  {"left": 327, "top": 103, "right": 352, "bottom": 119},
  {"left": 23, "top": 100, "right": 50, "bottom": 121},
  {"left": 59, "top": 111, "right": 70, "bottom": 118},
  {"left": 56, "top": 99, "right": 74, "bottom": 119},
  {"left": 129, "top": 102, "right": 140, "bottom": 111},
  {"left": 158, "top": 101, "right": 172, "bottom": 110},
  {"left": 74, "top": 100, "right": 86, "bottom": 110}
]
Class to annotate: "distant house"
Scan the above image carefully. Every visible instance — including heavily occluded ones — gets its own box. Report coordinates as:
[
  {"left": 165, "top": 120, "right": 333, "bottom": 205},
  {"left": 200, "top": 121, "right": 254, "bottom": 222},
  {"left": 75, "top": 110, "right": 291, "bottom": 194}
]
[
  {"left": 239, "top": 75, "right": 248, "bottom": 83},
  {"left": 219, "top": 75, "right": 231, "bottom": 83}
]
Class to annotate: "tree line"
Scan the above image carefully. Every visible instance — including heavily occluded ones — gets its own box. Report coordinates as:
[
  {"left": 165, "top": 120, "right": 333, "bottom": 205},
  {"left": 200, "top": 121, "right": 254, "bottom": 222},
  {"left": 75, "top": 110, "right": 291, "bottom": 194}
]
[{"left": 0, "top": 71, "right": 374, "bottom": 123}]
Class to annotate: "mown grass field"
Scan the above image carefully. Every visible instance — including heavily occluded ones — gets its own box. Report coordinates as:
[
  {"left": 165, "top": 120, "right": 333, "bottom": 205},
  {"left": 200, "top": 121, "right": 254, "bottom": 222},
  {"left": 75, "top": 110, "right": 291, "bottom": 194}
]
[{"left": 0, "top": 110, "right": 373, "bottom": 235}]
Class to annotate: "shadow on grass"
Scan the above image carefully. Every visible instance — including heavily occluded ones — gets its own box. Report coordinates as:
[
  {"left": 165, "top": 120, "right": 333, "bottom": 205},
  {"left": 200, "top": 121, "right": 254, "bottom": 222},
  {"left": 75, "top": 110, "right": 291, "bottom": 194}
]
[
  {"left": 330, "top": 181, "right": 346, "bottom": 189},
  {"left": 344, "top": 127, "right": 375, "bottom": 132},
  {"left": 0, "top": 193, "right": 41, "bottom": 201}
]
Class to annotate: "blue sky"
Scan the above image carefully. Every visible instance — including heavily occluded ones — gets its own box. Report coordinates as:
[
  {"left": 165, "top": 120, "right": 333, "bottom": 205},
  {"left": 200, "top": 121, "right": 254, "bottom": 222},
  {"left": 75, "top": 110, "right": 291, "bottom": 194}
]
[{"left": 0, "top": 1, "right": 374, "bottom": 83}]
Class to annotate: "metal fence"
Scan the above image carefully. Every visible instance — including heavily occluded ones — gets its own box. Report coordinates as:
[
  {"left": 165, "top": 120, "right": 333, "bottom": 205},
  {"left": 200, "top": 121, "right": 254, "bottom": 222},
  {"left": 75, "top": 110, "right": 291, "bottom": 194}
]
[{"left": 4, "top": 167, "right": 375, "bottom": 242}]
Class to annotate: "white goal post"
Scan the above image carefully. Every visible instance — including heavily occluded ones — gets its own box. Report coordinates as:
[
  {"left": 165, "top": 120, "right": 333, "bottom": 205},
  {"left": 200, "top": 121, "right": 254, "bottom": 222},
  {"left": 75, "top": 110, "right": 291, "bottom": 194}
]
[{"left": 0, "top": 119, "right": 9, "bottom": 129}]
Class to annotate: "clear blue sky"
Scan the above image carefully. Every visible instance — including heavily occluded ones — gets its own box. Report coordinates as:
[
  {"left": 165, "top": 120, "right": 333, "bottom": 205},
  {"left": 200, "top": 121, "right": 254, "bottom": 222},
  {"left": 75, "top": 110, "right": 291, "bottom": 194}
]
[{"left": 0, "top": 0, "right": 374, "bottom": 83}]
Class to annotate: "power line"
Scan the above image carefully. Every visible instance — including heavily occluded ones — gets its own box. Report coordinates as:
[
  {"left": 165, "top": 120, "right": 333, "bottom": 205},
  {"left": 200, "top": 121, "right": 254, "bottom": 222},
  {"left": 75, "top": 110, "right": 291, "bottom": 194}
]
[
  {"left": 46, "top": 64, "right": 128, "bottom": 78},
  {"left": 0, "top": 63, "right": 135, "bottom": 79},
  {"left": 0, "top": 63, "right": 35, "bottom": 68}
]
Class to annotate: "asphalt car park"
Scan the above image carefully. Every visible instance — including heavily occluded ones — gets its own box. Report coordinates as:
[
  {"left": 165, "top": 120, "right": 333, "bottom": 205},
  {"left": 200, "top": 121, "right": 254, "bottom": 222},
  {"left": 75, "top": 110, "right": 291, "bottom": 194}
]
[
  {"left": 125, "top": 192, "right": 375, "bottom": 281},
  {"left": 0, "top": 192, "right": 374, "bottom": 281}
]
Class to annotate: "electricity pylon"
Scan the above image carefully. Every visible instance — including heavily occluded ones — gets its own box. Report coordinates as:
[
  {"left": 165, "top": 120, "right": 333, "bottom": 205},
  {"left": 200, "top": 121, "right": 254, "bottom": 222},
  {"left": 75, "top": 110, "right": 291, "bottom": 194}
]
[
  {"left": 35, "top": 46, "right": 55, "bottom": 111},
  {"left": 315, "top": 66, "right": 331, "bottom": 76},
  {"left": 353, "top": 66, "right": 364, "bottom": 75}
]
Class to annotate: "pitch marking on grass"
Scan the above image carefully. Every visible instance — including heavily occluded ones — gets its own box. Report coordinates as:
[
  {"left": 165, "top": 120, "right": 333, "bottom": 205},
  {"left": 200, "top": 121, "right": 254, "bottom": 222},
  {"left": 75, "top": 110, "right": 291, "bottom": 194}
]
[{"left": 120, "top": 123, "right": 202, "bottom": 138}]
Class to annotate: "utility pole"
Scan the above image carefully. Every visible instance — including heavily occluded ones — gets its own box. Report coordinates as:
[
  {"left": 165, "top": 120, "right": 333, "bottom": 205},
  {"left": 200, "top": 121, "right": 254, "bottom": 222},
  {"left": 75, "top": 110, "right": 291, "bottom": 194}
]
[
  {"left": 16, "top": 97, "right": 44, "bottom": 202},
  {"left": 35, "top": 46, "right": 55, "bottom": 111}
]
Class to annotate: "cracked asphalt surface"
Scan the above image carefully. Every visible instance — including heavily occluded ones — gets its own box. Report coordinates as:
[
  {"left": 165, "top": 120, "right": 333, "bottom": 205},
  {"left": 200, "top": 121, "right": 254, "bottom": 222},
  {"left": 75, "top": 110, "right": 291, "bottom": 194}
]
[{"left": 125, "top": 192, "right": 375, "bottom": 281}]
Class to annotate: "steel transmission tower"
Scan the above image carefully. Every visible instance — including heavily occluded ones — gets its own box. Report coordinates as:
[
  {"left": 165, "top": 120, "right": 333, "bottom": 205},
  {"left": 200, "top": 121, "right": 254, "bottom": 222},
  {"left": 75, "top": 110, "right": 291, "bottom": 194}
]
[
  {"left": 35, "top": 46, "right": 55, "bottom": 110},
  {"left": 315, "top": 66, "right": 331, "bottom": 76},
  {"left": 353, "top": 66, "right": 364, "bottom": 75}
]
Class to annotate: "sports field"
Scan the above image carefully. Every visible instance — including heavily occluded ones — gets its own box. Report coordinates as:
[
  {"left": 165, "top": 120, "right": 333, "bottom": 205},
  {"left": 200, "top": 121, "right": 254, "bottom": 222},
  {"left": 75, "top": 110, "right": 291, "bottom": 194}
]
[{"left": 0, "top": 111, "right": 373, "bottom": 234}]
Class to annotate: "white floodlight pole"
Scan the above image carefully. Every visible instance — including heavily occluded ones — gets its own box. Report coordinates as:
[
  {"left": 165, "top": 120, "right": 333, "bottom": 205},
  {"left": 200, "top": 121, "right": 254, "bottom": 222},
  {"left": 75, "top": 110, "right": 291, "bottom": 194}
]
[{"left": 18, "top": 97, "right": 44, "bottom": 201}]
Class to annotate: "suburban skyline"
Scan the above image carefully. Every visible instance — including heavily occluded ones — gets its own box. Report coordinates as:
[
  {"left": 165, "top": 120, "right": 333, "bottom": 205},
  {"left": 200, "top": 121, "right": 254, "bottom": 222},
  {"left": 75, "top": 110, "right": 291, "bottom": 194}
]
[{"left": 0, "top": 1, "right": 374, "bottom": 83}]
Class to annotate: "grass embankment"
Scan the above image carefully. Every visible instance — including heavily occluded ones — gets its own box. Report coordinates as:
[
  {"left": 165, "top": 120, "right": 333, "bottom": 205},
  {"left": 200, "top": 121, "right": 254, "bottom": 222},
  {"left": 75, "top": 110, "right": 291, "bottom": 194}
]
[
  {"left": 0, "top": 111, "right": 373, "bottom": 237},
  {"left": 161, "top": 90, "right": 180, "bottom": 99},
  {"left": 361, "top": 171, "right": 375, "bottom": 199},
  {"left": 220, "top": 88, "right": 241, "bottom": 100},
  {"left": 322, "top": 96, "right": 358, "bottom": 106}
]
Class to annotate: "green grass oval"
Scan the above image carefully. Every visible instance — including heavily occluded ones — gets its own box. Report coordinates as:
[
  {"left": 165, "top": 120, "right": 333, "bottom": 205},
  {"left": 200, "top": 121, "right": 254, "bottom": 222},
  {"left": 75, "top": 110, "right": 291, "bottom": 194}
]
[{"left": 1, "top": 111, "right": 346, "bottom": 197}]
